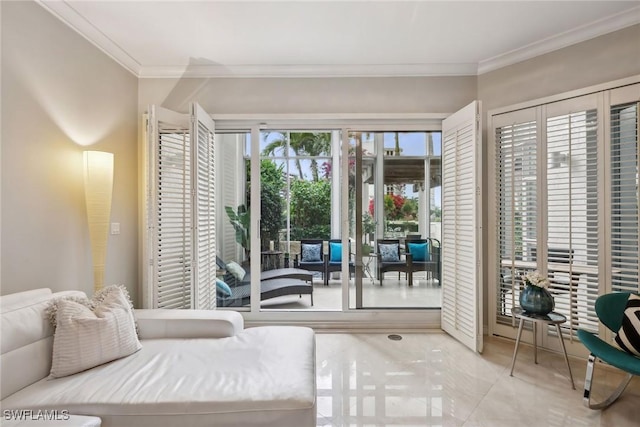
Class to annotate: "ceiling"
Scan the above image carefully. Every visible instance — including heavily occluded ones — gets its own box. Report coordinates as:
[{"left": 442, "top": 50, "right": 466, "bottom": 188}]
[{"left": 39, "top": 1, "right": 640, "bottom": 78}]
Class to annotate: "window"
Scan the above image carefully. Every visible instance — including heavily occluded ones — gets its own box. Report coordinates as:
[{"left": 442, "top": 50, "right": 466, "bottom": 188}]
[
  {"left": 611, "top": 102, "right": 639, "bottom": 294},
  {"left": 495, "top": 114, "right": 537, "bottom": 324},
  {"left": 490, "top": 83, "right": 640, "bottom": 356},
  {"left": 546, "top": 106, "right": 599, "bottom": 336}
]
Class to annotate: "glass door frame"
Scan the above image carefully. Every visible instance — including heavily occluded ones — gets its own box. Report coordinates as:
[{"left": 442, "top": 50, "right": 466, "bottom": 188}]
[
  {"left": 214, "top": 117, "right": 445, "bottom": 327},
  {"left": 344, "top": 128, "right": 443, "bottom": 309}
]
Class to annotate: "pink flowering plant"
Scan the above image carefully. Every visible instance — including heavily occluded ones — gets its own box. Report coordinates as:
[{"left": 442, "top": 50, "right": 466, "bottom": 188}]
[{"left": 522, "top": 271, "right": 550, "bottom": 289}]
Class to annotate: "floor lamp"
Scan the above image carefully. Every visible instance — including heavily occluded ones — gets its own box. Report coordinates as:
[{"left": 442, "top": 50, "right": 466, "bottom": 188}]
[{"left": 84, "top": 151, "right": 114, "bottom": 291}]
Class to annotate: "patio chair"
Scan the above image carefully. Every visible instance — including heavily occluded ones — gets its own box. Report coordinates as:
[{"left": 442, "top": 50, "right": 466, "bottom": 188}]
[
  {"left": 577, "top": 292, "right": 640, "bottom": 409},
  {"left": 376, "top": 239, "right": 410, "bottom": 286},
  {"left": 405, "top": 238, "right": 441, "bottom": 286},
  {"left": 294, "top": 239, "right": 327, "bottom": 284},
  {"left": 325, "top": 239, "right": 355, "bottom": 286}
]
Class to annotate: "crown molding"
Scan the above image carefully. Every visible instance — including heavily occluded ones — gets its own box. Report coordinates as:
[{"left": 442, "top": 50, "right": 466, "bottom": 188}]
[
  {"left": 478, "top": 5, "right": 640, "bottom": 75},
  {"left": 36, "top": 0, "right": 141, "bottom": 76},
  {"left": 138, "top": 63, "right": 478, "bottom": 79},
  {"left": 38, "top": 1, "right": 639, "bottom": 79}
]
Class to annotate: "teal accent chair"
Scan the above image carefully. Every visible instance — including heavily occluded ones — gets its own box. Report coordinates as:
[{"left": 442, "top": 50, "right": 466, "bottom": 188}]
[{"left": 577, "top": 292, "right": 640, "bottom": 409}]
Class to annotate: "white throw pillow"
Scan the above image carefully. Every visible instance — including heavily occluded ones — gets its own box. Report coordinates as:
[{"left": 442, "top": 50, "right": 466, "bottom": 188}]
[
  {"left": 225, "top": 261, "right": 246, "bottom": 281},
  {"left": 50, "top": 288, "right": 142, "bottom": 378}
]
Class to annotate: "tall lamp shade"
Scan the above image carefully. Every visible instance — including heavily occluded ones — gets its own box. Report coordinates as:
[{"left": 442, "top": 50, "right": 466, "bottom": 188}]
[{"left": 83, "top": 151, "right": 114, "bottom": 291}]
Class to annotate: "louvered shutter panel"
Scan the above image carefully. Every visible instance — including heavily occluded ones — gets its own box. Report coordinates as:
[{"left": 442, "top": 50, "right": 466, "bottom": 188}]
[
  {"left": 216, "top": 134, "right": 242, "bottom": 262},
  {"left": 610, "top": 101, "right": 639, "bottom": 293},
  {"left": 191, "top": 103, "right": 216, "bottom": 309},
  {"left": 546, "top": 100, "right": 600, "bottom": 339},
  {"left": 495, "top": 111, "right": 538, "bottom": 325},
  {"left": 441, "top": 101, "right": 483, "bottom": 353},
  {"left": 149, "top": 106, "right": 193, "bottom": 309},
  {"left": 491, "top": 85, "right": 640, "bottom": 355}
]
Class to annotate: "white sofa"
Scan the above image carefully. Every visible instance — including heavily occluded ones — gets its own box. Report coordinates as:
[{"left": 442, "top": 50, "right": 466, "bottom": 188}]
[{"left": 0, "top": 289, "right": 317, "bottom": 427}]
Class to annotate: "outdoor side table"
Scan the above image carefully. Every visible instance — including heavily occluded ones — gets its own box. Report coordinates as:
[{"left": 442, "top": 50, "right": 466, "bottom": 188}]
[
  {"left": 509, "top": 307, "right": 575, "bottom": 389},
  {"left": 362, "top": 254, "right": 376, "bottom": 285},
  {"left": 261, "top": 250, "right": 282, "bottom": 271}
]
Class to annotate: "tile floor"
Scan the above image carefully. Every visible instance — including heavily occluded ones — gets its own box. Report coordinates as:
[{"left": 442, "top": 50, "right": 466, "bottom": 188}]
[{"left": 315, "top": 333, "right": 640, "bottom": 426}]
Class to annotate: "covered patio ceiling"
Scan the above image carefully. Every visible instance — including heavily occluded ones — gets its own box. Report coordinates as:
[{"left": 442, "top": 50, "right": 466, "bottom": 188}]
[{"left": 363, "top": 158, "right": 442, "bottom": 188}]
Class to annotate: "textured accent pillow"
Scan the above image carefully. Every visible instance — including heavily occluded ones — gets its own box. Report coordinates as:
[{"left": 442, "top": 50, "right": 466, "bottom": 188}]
[
  {"left": 46, "top": 295, "right": 91, "bottom": 328},
  {"left": 379, "top": 243, "right": 400, "bottom": 262},
  {"left": 407, "top": 242, "right": 429, "bottom": 262},
  {"left": 301, "top": 243, "right": 322, "bottom": 262},
  {"left": 46, "top": 285, "right": 138, "bottom": 336},
  {"left": 226, "top": 261, "right": 246, "bottom": 281},
  {"left": 216, "top": 279, "right": 233, "bottom": 297},
  {"left": 614, "top": 294, "right": 640, "bottom": 357},
  {"left": 329, "top": 242, "right": 342, "bottom": 263},
  {"left": 50, "top": 287, "right": 142, "bottom": 378}
]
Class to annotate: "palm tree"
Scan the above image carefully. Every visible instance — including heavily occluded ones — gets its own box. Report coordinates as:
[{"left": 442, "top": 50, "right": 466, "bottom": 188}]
[
  {"left": 261, "top": 132, "right": 331, "bottom": 181},
  {"left": 262, "top": 132, "right": 304, "bottom": 179},
  {"left": 297, "top": 132, "right": 331, "bottom": 181}
]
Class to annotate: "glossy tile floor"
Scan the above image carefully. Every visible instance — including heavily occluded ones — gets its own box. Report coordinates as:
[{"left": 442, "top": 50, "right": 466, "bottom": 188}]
[{"left": 315, "top": 333, "right": 640, "bottom": 426}]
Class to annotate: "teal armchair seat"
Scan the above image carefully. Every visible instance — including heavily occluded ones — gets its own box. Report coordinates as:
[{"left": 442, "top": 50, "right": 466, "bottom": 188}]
[{"left": 577, "top": 292, "right": 640, "bottom": 409}]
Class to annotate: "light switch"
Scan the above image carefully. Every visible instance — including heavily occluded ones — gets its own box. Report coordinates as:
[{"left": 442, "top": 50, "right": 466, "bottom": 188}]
[{"left": 111, "top": 223, "right": 121, "bottom": 235}]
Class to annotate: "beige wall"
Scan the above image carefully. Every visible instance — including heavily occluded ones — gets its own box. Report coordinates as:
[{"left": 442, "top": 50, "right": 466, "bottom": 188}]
[
  {"left": 1, "top": 1, "right": 139, "bottom": 302},
  {"left": 138, "top": 75, "right": 477, "bottom": 115},
  {"left": 478, "top": 24, "right": 640, "bottom": 111}
]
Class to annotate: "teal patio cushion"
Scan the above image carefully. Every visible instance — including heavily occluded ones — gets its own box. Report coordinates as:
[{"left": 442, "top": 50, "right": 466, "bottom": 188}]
[
  {"left": 216, "top": 279, "right": 233, "bottom": 297},
  {"left": 407, "top": 242, "right": 429, "bottom": 262},
  {"left": 329, "top": 242, "right": 342, "bottom": 263}
]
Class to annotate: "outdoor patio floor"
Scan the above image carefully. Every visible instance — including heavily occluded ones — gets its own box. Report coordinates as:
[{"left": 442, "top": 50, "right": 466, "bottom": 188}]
[{"left": 260, "top": 272, "right": 442, "bottom": 310}]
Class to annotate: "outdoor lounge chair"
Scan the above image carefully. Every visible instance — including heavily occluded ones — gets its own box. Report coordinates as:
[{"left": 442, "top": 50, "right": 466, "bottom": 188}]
[{"left": 216, "top": 257, "right": 314, "bottom": 307}]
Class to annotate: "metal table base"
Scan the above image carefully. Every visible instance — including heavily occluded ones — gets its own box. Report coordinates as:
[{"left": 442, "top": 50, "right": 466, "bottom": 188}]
[{"left": 509, "top": 307, "right": 575, "bottom": 390}]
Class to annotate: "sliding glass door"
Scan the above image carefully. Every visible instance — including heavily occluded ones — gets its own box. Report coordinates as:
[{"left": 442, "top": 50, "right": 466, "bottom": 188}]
[
  {"left": 212, "top": 126, "right": 443, "bottom": 312},
  {"left": 348, "top": 131, "right": 443, "bottom": 309}
]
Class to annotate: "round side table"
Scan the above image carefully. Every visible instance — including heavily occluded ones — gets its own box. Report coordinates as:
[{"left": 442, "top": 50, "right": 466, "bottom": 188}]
[{"left": 509, "top": 307, "right": 575, "bottom": 389}]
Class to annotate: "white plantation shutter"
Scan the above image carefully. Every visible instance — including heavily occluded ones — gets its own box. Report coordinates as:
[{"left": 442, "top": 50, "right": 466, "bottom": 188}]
[
  {"left": 146, "top": 104, "right": 216, "bottom": 309},
  {"left": 441, "top": 101, "right": 483, "bottom": 353},
  {"left": 545, "top": 99, "right": 600, "bottom": 342},
  {"left": 148, "top": 106, "right": 193, "bottom": 309},
  {"left": 610, "top": 100, "right": 639, "bottom": 294},
  {"left": 216, "top": 134, "right": 242, "bottom": 263},
  {"left": 489, "top": 81, "right": 640, "bottom": 355},
  {"left": 191, "top": 103, "right": 216, "bottom": 309},
  {"left": 494, "top": 109, "right": 538, "bottom": 327}
]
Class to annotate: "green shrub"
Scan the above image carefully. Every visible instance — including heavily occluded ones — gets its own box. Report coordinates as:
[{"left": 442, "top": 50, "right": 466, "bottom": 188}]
[{"left": 290, "top": 179, "right": 331, "bottom": 239}]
